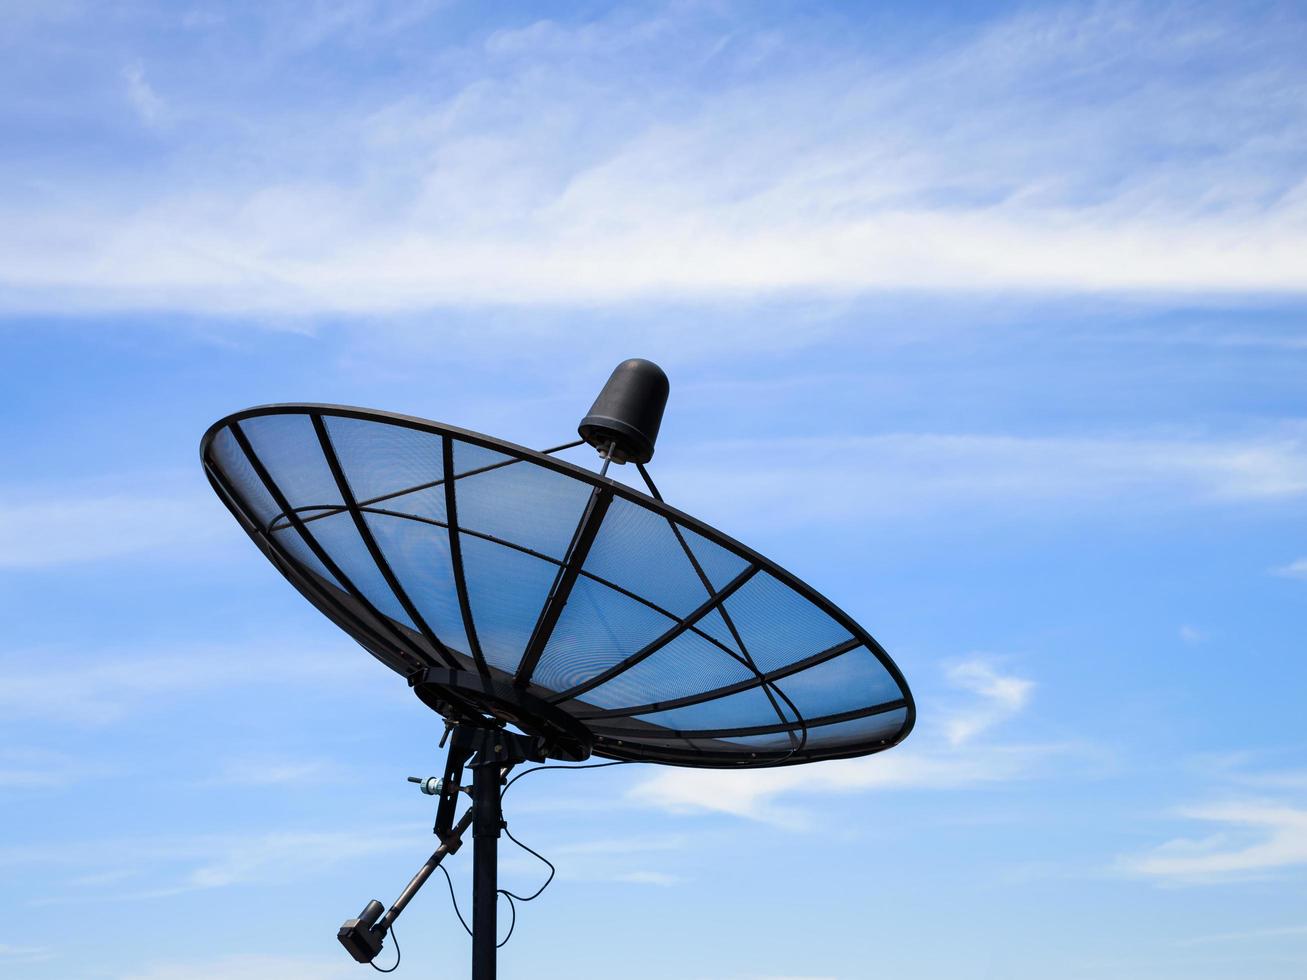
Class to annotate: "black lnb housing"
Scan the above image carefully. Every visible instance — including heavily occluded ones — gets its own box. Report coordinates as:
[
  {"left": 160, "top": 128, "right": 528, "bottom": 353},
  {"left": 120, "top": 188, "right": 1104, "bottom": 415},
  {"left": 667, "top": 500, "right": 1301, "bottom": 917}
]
[
  {"left": 338, "top": 899, "right": 386, "bottom": 963},
  {"left": 578, "top": 358, "right": 669, "bottom": 465}
]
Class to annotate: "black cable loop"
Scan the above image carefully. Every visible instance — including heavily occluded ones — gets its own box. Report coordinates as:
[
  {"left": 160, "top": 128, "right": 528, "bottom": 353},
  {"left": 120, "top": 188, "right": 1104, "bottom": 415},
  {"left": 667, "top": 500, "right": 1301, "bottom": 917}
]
[
  {"left": 425, "top": 760, "right": 644, "bottom": 949},
  {"left": 439, "top": 864, "right": 471, "bottom": 936},
  {"left": 500, "top": 760, "right": 636, "bottom": 801},
  {"left": 499, "top": 824, "right": 556, "bottom": 901},
  {"left": 439, "top": 866, "right": 520, "bottom": 948},
  {"left": 368, "top": 923, "right": 401, "bottom": 973},
  {"left": 499, "top": 892, "right": 517, "bottom": 946}
]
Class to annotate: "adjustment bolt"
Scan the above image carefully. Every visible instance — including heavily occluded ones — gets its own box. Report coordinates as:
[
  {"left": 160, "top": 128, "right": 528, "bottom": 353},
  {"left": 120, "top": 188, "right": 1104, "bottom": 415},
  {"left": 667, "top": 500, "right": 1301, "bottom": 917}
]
[{"left": 407, "top": 776, "right": 444, "bottom": 796}]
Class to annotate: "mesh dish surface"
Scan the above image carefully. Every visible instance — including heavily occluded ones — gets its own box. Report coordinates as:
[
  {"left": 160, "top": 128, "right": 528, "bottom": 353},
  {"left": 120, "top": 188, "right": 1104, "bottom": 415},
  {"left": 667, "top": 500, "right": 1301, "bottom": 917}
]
[{"left": 202, "top": 405, "right": 914, "bottom": 768}]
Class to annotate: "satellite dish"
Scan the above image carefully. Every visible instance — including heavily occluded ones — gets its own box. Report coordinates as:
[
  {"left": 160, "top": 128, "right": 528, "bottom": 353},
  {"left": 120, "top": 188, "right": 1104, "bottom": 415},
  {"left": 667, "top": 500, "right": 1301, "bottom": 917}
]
[{"left": 201, "top": 360, "right": 914, "bottom": 978}]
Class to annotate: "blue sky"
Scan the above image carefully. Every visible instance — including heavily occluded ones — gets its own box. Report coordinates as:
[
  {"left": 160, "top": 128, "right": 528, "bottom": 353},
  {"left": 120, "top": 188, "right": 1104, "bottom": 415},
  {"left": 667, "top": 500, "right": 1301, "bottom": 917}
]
[{"left": 2, "top": 1, "right": 1307, "bottom": 977}]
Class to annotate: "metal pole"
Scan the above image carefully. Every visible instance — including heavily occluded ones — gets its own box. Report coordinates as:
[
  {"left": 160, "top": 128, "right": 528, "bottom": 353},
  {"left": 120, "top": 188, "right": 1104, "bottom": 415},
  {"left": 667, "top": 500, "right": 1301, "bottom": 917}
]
[{"left": 471, "top": 754, "right": 501, "bottom": 979}]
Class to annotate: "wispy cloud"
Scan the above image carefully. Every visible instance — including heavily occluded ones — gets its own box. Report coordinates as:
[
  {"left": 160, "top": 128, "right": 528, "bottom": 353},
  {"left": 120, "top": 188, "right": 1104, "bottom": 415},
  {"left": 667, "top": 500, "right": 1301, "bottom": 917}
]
[
  {"left": 0, "top": 644, "right": 369, "bottom": 726},
  {"left": 942, "top": 659, "right": 1034, "bottom": 746},
  {"left": 206, "top": 757, "right": 340, "bottom": 787},
  {"left": 119, "top": 954, "right": 357, "bottom": 980},
  {"left": 0, "top": 748, "right": 82, "bottom": 789},
  {"left": 664, "top": 427, "right": 1307, "bottom": 527},
  {"left": 19, "top": 821, "right": 682, "bottom": 909},
  {"left": 10, "top": 823, "right": 421, "bottom": 902},
  {"left": 123, "top": 60, "right": 164, "bottom": 126},
  {"left": 0, "top": 481, "right": 222, "bottom": 568},
  {"left": 0, "top": 943, "right": 53, "bottom": 963},
  {"left": 176, "top": 829, "right": 405, "bottom": 892},
  {"left": 1176, "top": 923, "right": 1307, "bottom": 947},
  {"left": 2, "top": 2, "right": 1306, "bottom": 314},
  {"left": 630, "top": 744, "right": 1057, "bottom": 826},
  {"left": 630, "top": 659, "right": 1049, "bottom": 824},
  {"left": 550, "top": 833, "right": 688, "bottom": 857},
  {"left": 609, "top": 870, "right": 680, "bottom": 886},
  {"left": 1121, "top": 802, "right": 1307, "bottom": 882},
  {"left": 518, "top": 833, "right": 690, "bottom": 888},
  {"left": 1273, "top": 558, "right": 1307, "bottom": 579},
  {"left": 1236, "top": 771, "right": 1307, "bottom": 792}
]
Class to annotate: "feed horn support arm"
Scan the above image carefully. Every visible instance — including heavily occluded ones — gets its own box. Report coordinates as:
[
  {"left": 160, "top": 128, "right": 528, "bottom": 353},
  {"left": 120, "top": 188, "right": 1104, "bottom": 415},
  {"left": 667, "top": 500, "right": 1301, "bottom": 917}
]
[{"left": 337, "top": 725, "right": 543, "bottom": 977}]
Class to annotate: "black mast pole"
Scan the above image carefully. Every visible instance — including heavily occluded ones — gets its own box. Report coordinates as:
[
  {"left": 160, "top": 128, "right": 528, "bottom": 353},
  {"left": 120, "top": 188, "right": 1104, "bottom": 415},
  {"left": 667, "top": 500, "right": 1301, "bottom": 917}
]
[{"left": 471, "top": 745, "right": 502, "bottom": 979}]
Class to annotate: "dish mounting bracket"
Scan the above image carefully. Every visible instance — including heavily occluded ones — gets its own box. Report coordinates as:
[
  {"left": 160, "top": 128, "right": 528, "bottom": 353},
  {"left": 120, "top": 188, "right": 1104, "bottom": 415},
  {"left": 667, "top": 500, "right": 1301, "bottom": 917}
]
[{"left": 337, "top": 723, "right": 543, "bottom": 979}]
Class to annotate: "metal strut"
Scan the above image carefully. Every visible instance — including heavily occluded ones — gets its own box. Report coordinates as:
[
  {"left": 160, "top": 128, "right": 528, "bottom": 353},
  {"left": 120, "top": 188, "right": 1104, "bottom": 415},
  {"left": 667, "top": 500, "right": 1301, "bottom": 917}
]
[{"left": 337, "top": 724, "right": 544, "bottom": 977}]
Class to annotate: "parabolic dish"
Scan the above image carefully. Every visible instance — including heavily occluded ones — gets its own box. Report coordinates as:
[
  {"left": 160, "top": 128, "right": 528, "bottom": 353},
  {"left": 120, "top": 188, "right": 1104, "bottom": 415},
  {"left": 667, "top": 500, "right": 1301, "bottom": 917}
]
[{"left": 202, "top": 405, "right": 914, "bottom": 767}]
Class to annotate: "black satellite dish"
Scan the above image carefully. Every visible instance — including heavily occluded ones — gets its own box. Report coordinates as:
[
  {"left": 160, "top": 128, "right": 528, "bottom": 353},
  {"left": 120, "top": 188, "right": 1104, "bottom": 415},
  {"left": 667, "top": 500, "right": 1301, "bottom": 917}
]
[{"left": 201, "top": 358, "right": 914, "bottom": 978}]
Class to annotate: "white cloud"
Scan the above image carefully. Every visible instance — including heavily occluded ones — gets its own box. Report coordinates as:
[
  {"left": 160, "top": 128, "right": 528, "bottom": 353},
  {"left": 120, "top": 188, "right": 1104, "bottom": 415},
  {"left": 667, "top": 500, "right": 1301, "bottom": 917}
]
[
  {"left": 551, "top": 834, "right": 688, "bottom": 857},
  {"left": 207, "top": 757, "right": 339, "bottom": 786},
  {"left": 0, "top": 644, "right": 369, "bottom": 726},
  {"left": 3, "top": 3, "right": 1306, "bottom": 314},
  {"left": 0, "top": 943, "right": 53, "bottom": 962},
  {"left": 1273, "top": 558, "right": 1307, "bottom": 580},
  {"left": 1176, "top": 923, "right": 1307, "bottom": 947},
  {"left": 0, "top": 770, "right": 60, "bottom": 790},
  {"left": 629, "top": 660, "right": 1045, "bottom": 824},
  {"left": 942, "top": 659, "right": 1035, "bottom": 746},
  {"left": 527, "top": 833, "right": 689, "bottom": 888},
  {"left": 1178, "top": 625, "right": 1205, "bottom": 643},
  {"left": 1238, "top": 771, "right": 1307, "bottom": 792},
  {"left": 20, "top": 821, "right": 680, "bottom": 904},
  {"left": 610, "top": 870, "right": 680, "bottom": 886},
  {"left": 176, "top": 829, "right": 405, "bottom": 892},
  {"left": 0, "top": 748, "right": 81, "bottom": 789},
  {"left": 9, "top": 823, "right": 421, "bottom": 902},
  {"left": 119, "top": 955, "right": 356, "bottom": 980},
  {"left": 630, "top": 744, "right": 1055, "bottom": 826},
  {"left": 0, "top": 483, "right": 221, "bottom": 568},
  {"left": 1121, "top": 802, "right": 1307, "bottom": 882},
  {"left": 663, "top": 428, "right": 1307, "bottom": 527},
  {"left": 123, "top": 60, "right": 164, "bottom": 126}
]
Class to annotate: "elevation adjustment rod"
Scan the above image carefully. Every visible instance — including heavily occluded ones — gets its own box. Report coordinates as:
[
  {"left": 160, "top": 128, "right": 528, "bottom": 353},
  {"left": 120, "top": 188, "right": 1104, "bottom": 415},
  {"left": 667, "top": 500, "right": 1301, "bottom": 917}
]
[{"left": 337, "top": 805, "right": 475, "bottom": 965}]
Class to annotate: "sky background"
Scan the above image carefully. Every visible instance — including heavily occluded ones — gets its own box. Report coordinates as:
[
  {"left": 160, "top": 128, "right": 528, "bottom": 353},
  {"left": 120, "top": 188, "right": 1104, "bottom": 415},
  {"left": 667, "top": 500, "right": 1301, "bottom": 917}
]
[{"left": 2, "top": 1, "right": 1307, "bottom": 978}]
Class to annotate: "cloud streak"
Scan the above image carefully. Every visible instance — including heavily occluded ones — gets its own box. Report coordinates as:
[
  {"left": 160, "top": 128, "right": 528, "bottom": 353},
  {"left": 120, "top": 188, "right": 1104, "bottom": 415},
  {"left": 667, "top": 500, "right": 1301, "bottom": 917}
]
[
  {"left": 501, "top": 833, "right": 690, "bottom": 889},
  {"left": 0, "top": 943, "right": 53, "bottom": 964},
  {"left": 123, "top": 60, "right": 164, "bottom": 127},
  {"left": 2, "top": 2, "right": 1306, "bottom": 314},
  {"left": 1122, "top": 802, "right": 1307, "bottom": 882},
  {"left": 0, "top": 644, "right": 370, "bottom": 726},
  {"left": 0, "top": 483, "right": 222, "bottom": 568},
  {"left": 629, "top": 659, "right": 1048, "bottom": 824},
  {"left": 1273, "top": 558, "right": 1307, "bottom": 580},
  {"left": 0, "top": 748, "right": 82, "bottom": 789},
  {"left": 629, "top": 743, "right": 1058, "bottom": 825},
  {"left": 942, "top": 659, "right": 1035, "bottom": 747},
  {"left": 662, "top": 426, "right": 1307, "bottom": 527},
  {"left": 119, "top": 954, "right": 357, "bottom": 980},
  {"left": 206, "top": 757, "right": 340, "bottom": 787},
  {"left": 7, "top": 823, "right": 422, "bottom": 902}
]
